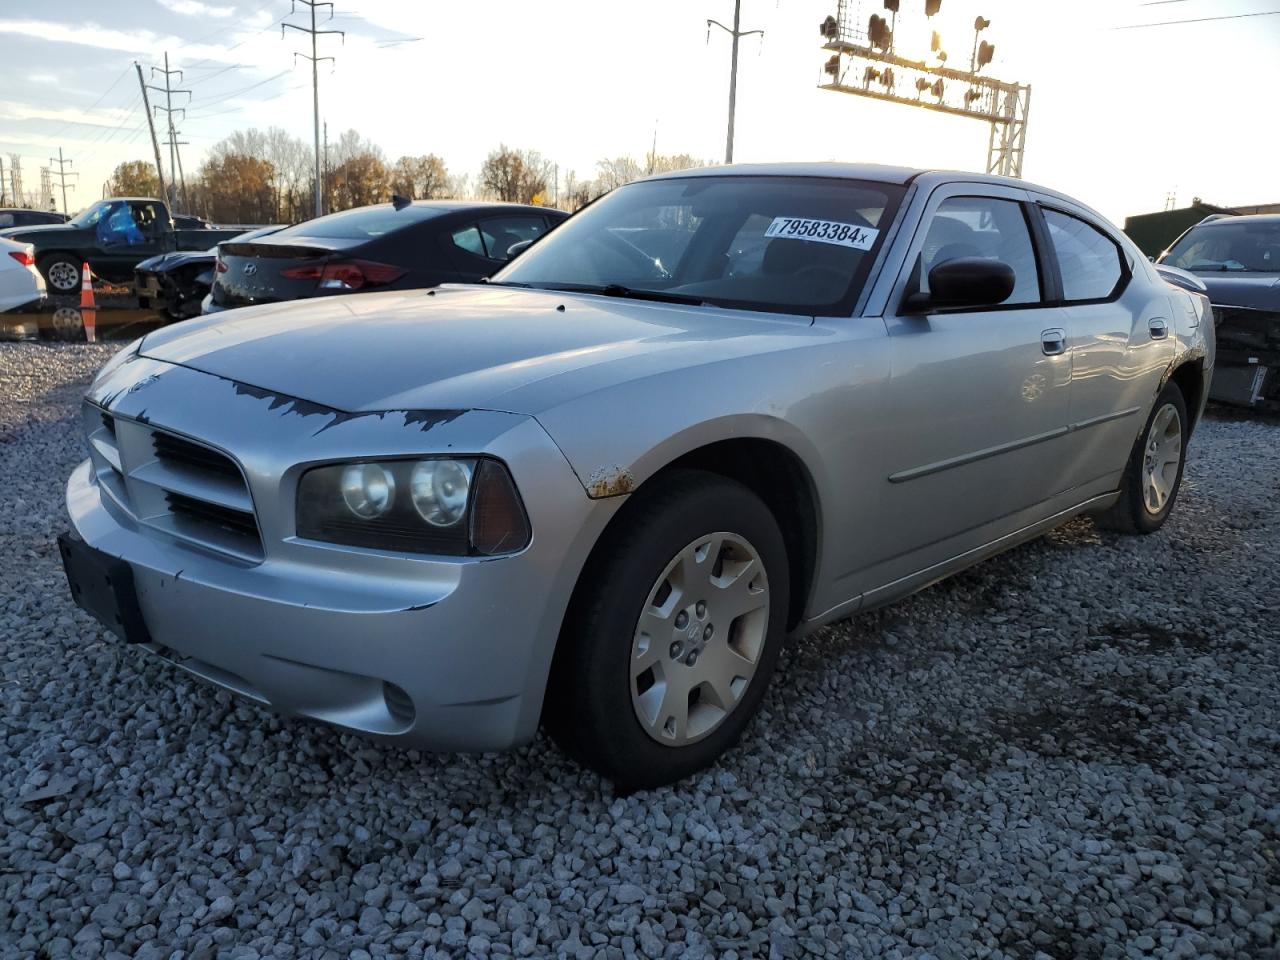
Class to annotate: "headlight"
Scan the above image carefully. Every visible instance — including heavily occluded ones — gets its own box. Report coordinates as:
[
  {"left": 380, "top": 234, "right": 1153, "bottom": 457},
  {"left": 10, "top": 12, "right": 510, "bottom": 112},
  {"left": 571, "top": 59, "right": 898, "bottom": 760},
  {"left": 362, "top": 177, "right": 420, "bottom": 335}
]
[
  {"left": 341, "top": 463, "right": 396, "bottom": 518},
  {"left": 296, "top": 457, "right": 530, "bottom": 556},
  {"left": 410, "top": 459, "right": 472, "bottom": 526},
  {"left": 91, "top": 337, "right": 143, "bottom": 387}
]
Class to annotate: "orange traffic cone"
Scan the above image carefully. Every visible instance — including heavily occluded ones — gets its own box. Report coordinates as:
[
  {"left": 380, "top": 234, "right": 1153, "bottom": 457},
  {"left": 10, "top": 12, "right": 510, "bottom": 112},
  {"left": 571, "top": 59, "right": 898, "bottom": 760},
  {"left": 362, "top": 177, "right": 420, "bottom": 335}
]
[{"left": 80, "top": 261, "right": 97, "bottom": 343}]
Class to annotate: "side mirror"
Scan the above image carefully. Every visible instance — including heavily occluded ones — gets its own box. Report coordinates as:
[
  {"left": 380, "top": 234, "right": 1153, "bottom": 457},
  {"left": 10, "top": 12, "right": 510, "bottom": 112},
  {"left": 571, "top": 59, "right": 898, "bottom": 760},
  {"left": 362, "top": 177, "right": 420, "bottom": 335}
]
[
  {"left": 905, "top": 257, "right": 1016, "bottom": 313},
  {"left": 506, "top": 239, "right": 534, "bottom": 259}
]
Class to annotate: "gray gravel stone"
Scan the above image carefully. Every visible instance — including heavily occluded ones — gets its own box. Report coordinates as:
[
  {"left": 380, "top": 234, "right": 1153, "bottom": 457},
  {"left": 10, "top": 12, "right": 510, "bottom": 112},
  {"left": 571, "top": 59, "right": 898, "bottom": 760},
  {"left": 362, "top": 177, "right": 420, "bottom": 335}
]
[{"left": 1, "top": 343, "right": 1279, "bottom": 959}]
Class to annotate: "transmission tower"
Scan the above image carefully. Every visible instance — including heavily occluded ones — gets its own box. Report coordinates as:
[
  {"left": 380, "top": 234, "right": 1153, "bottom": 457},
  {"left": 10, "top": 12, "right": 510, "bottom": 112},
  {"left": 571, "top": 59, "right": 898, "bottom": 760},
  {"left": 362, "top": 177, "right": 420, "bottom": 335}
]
[
  {"left": 147, "top": 53, "right": 191, "bottom": 211},
  {"left": 49, "top": 147, "right": 78, "bottom": 214},
  {"left": 8, "top": 155, "right": 24, "bottom": 208},
  {"left": 283, "top": 1, "right": 344, "bottom": 219},
  {"left": 707, "top": 1, "right": 764, "bottom": 163}
]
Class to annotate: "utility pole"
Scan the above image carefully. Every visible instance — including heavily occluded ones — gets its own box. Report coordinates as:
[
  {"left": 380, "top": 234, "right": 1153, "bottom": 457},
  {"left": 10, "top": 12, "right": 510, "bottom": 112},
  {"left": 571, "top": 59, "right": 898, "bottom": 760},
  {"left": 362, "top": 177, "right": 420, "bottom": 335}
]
[
  {"left": 134, "top": 63, "right": 169, "bottom": 206},
  {"left": 147, "top": 54, "right": 191, "bottom": 212},
  {"left": 283, "top": 1, "right": 344, "bottom": 219},
  {"left": 707, "top": 1, "right": 763, "bottom": 164},
  {"left": 48, "top": 147, "right": 78, "bottom": 214},
  {"left": 323, "top": 120, "right": 329, "bottom": 213},
  {"left": 0, "top": 156, "right": 6, "bottom": 206}
]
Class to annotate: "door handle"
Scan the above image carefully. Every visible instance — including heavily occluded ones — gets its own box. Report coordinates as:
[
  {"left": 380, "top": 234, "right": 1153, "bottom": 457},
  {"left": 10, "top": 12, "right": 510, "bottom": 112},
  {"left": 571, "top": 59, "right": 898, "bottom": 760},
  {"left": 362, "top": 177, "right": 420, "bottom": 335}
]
[
  {"left": 1149, "top": 318, "right": 1169, "bottom": 340},
  {"left": 1040, "top": 328, "right": 1067, "bottom": 356}
]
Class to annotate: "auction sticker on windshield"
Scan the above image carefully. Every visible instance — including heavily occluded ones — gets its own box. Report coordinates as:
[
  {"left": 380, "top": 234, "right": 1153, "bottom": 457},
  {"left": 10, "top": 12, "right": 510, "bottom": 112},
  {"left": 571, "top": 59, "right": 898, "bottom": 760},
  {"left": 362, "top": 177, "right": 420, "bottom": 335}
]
[{"left": 765, "top": 217, "right": 879, "bottom": 250}]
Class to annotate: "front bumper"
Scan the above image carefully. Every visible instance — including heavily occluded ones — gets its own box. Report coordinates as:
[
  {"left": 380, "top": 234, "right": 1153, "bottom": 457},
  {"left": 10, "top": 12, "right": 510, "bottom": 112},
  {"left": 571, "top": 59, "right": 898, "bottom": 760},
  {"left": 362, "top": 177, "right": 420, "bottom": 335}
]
[{"left": 66, "top": 358, "right": 616, "bottom": 750}]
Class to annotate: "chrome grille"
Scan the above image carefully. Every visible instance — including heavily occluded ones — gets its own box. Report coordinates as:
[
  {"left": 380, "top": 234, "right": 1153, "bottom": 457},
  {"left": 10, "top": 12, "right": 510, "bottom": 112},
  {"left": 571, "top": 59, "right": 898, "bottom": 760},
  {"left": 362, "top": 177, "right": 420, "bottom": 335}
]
[{"left": 84, "top": 404, "right": 263, "bottom": 562}]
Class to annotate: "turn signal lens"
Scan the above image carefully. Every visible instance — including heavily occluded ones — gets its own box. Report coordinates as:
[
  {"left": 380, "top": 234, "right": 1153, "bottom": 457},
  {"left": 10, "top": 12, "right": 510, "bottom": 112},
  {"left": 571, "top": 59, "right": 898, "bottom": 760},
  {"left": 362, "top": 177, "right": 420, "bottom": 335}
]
[{"left": 469, "top": 460, "right": 532, "bottom": 556}]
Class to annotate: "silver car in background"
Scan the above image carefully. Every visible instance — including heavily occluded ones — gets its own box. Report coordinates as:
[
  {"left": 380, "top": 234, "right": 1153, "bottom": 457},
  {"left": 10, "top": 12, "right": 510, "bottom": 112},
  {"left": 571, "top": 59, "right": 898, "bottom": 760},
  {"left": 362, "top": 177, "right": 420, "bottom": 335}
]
[{"left": 61, "top": 164, "right": 1213, "bottom": 788}]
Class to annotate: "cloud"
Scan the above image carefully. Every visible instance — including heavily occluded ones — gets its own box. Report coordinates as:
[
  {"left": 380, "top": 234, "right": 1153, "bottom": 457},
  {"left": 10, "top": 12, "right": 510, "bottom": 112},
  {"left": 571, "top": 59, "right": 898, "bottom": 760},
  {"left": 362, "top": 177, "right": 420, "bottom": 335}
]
[
  {"left": 0, "top": 18, "right": 236, "bottom": 61},
  {"left": 156, "top": 0, "right": 235, "bottom": 18}
]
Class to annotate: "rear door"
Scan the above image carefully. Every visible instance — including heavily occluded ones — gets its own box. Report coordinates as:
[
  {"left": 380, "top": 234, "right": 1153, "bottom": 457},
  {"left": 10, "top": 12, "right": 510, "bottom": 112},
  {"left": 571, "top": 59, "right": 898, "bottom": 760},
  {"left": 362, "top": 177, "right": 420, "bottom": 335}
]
[
  {"left": 446, "top": 214, "right": 553, "bottom": 281},
  {"left": 855, "top": 184, "right": 1075, "bottom": 593},
  {"left": 1031, "top": 200, "right": 1175, "bottom": 491}
]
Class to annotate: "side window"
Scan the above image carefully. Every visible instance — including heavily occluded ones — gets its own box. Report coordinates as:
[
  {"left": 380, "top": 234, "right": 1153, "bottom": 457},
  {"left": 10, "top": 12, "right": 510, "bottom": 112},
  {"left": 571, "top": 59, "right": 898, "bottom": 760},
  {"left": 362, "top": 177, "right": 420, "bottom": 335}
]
[
  {"left": 0, "top": 213, "right": 13, "bottom": 228},
  {"left": 920, "top": 196, "right": 1042, "bottom": 305},
  {"left": 129, "top": 202, "right": 162, "bottom": 239},
  {"left": 477, "top": 216, "right": 548, "bottom": 262},
  {"left": 451, "top": 225, "right": 485, "bottom": 257},
  {"left": 1043, "top": 209, "right": 1124, "bottom": 301},
  {"left": 98, "top": 201, "right": 142, "bottom": 246}
]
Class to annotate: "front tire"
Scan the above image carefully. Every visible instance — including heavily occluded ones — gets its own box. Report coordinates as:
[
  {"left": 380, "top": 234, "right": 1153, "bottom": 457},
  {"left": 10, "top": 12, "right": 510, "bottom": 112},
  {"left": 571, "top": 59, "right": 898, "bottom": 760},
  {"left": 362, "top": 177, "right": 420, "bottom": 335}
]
[
  {"left": 546, "top": 470, "right": 790, "bottom": 790},
  {"left": 1097, "top": 381, "right": 1188, "bottom": 534}
]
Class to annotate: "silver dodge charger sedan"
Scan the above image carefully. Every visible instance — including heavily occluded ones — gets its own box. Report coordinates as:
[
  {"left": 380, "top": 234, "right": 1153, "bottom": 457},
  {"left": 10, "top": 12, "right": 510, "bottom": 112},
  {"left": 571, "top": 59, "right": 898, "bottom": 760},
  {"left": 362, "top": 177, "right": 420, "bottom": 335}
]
[{"left": 61, "top": 164, "right": 1214, "bottom": 788}]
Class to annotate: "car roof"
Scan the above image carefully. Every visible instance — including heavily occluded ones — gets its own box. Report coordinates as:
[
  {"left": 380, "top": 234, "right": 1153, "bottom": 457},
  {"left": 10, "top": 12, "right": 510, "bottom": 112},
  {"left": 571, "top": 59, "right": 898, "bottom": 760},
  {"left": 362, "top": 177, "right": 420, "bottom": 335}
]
[
  {"left": 1193, "top": 213, "right": 1280, "bottom": 227},
  {"left": 383, "top": 200, "right": 566, "bottom": 217},
  {"left": 640, "top": 162, "right": 1115, "bottom": 228},
  {"left": 643, "top": 161, "right": 1081, "bottom": 198}
]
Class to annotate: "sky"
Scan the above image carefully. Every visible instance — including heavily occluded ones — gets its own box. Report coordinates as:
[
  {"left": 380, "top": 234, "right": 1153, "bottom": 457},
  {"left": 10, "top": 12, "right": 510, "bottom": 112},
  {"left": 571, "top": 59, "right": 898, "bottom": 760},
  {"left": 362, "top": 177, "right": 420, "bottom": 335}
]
[{"left": 1, "top": 0, "right": 1277, "bottom": 224}]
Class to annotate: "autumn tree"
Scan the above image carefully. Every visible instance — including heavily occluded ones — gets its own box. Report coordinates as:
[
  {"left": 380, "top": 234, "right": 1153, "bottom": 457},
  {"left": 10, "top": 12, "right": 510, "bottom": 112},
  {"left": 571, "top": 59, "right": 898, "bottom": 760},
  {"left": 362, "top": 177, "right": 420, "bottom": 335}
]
[
  {"left": 390, "top": 154, "right": 450, "bottom": 200},
  {"left": 322, "top": 129, "right": 390, "bottom": 211},
  {"left": 108, "top": 160, "right": 161, "bottom": 198},
  {"left": 192, "top": 153, "right": 277, "bottom": 223},
  {"left": 206, "top": 127, "right": 313, "bottom": 222},
  {"left": 479, "top": 145, "right": 550, "bottom": 204}
]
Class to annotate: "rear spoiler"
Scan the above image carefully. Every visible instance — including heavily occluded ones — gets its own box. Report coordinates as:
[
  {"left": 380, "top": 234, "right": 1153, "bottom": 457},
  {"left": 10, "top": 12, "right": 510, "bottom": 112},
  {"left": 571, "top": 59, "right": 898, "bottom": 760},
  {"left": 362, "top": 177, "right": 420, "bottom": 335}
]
[{"left": 1154, "top": 263, "right": 1208, "bottom": 295}]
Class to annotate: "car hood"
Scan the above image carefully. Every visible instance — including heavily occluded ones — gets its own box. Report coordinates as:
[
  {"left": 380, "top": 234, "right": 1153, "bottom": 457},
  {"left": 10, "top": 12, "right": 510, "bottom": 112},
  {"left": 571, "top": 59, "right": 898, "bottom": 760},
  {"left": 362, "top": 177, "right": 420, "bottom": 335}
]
[
  {"left": 0, "top": 223, "right": 71, "bottom": 241},
  {"left": 137, "top": 249, "right": 215, "bottom": 272},
  {"left": 138, "top": 284, "right": 818, "bottom": 415},
  {"left": 1192, "top": 273, "right": 1280, "bottom": 310}
]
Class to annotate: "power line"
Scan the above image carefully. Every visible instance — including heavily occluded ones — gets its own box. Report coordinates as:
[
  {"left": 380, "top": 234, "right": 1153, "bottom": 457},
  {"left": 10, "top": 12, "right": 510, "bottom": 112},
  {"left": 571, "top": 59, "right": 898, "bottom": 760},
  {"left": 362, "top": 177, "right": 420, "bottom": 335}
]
[
  {"left": 1115, "top": 9, "right": 1280, "bottom": 28},
  {"left": 186, "top": 69, "right": 291, "bottom": 109}
]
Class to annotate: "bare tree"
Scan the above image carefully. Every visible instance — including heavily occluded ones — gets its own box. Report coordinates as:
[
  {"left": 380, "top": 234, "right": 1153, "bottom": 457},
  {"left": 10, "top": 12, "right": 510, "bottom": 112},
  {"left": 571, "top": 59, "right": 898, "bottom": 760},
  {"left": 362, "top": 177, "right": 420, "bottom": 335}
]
[
  {"left": 390, "top": 154, "right": 450, "bottom": 199},
  {"left": 479, "top": 145, "right": 550, "bottom": 204}
]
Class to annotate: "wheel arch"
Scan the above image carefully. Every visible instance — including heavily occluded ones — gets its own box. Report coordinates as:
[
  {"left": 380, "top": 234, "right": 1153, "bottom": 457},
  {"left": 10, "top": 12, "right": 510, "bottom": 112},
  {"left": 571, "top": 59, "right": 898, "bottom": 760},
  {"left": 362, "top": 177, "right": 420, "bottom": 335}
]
[
  {"left": 1164, "top": 355, "right": 1207, "bottom": 434},
  {"left": 564, "top": 425, "right": 824, "bottom": 634}
]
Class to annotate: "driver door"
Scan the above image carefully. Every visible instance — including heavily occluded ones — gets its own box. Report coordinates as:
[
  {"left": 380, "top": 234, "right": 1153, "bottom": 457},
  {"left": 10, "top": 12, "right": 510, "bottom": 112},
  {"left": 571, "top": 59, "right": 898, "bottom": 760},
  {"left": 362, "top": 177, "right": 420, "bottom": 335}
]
[{"left": 850, "top": 184, "right": 1076, "bottom": 597}]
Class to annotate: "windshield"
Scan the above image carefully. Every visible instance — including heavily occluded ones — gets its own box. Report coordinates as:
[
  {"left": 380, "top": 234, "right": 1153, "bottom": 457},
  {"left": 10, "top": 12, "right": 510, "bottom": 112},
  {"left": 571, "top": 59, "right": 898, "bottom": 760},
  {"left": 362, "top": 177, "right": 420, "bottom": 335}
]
[
  {"left": 68, "top": 200, "right": 115, "bottom": 229},
  {"left": 493, "top": 175, "right": 904, "bottom": 316},
  {"left": 1162, "top": 220, "right": 1280, "bottom": 273}
]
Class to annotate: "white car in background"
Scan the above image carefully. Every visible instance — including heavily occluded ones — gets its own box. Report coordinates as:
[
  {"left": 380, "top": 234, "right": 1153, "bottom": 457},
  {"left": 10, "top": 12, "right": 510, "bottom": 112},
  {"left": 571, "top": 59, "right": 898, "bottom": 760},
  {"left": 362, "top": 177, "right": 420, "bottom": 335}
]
[{"left": 0, "top": 236, "right": 46, "bottom": 312}]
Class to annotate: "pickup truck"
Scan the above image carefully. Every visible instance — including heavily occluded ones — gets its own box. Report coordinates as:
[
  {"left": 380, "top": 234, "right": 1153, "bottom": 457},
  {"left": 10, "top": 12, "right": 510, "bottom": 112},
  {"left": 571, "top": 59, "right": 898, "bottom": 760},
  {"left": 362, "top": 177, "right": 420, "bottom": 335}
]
[{"left": 0, "top": 197, "right": 268, "bottom": 295}]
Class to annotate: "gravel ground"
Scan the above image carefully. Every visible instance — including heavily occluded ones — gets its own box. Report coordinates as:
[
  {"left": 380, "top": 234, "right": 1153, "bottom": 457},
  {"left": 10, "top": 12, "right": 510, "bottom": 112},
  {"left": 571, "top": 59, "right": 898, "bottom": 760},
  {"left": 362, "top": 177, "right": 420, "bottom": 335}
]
[{"left": 2, "top": 343, "right": 1278, "bottom": 960}]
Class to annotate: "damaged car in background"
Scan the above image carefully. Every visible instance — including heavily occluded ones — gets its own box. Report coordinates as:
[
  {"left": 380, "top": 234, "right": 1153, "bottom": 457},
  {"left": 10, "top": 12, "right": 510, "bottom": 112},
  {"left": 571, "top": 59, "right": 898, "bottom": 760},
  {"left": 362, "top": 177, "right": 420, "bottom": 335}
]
[
  {"left": 60, "top": 164, "right": 1212, "bottom": 789},
  {"left": 134, "top": 225, "right": 284, "bottom": 321},
  {"left": 1159, "top": 214, "right": 1280, "bottom": 413}
]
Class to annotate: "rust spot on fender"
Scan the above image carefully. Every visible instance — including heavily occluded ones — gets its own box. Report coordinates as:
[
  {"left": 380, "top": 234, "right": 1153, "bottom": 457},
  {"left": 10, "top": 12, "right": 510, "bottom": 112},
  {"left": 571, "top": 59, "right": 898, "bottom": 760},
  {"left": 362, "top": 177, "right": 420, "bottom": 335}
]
[{"left": 586, "top": 465, "right": 635, "bottom": 498}]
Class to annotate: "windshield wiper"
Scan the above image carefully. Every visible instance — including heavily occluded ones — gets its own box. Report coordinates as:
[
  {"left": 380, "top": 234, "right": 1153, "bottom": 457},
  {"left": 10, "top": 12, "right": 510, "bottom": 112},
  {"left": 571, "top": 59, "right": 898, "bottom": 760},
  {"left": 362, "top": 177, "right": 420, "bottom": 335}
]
[{"left": 533, "top": 282, "right": 707, "bottom": 306}]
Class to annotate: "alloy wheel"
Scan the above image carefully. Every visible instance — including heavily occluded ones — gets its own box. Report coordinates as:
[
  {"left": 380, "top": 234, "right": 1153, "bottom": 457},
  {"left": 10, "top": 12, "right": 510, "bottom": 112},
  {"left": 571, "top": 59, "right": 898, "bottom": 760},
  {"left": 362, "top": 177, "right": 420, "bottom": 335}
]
[
  {"left": 1142, "top": 402, "right": 1182, "bottom": 515},
  {"left": 47, "top": 261, "right": 80, "bottom": 292},
  {"left": 630, "top": 532, "right": 769, "bottom": 746}
]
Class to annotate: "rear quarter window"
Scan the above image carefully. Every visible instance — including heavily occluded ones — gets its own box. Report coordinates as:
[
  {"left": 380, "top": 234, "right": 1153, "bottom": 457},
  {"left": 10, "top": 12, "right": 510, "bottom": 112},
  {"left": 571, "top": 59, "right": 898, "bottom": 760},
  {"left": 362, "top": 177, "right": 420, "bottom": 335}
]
[{"left": 1044, "top": 209, "right": 1125, "bottom": 302}]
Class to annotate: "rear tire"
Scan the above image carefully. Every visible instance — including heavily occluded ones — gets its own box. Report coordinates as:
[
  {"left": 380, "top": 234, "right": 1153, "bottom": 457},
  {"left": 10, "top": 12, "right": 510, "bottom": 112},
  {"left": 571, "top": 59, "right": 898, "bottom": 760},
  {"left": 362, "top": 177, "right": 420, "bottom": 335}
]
[
  {"left": 1097, "top": 382, "right": 1188, "bottom": 535},
  {"left": 40, "top": 255, "right": 81, "bottom": 294},
  {"left": 545, "top": 469, "right": 790, "bottom": 790}
]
